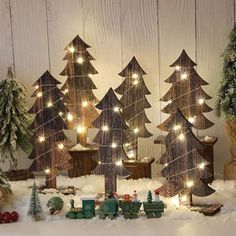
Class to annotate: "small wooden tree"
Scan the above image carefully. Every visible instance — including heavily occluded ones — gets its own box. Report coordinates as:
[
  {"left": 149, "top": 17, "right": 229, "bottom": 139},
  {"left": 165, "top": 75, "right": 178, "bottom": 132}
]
[
  {"left": 158, "top": 50, "right": 214, "bottom": 131},
  {"left": 60, "top": 35, "right": 99, "bottom": 146},
  {"left": 28, "top": 71, "right": 71, "bottom": 189},
  {"left": 92, "top": 88, "right": 129, "bottom": 193},
  {"left": 159, "top": 109, "right": 215, "bottom": 205},
  {"left": 115, "top": 57, "right": 152, "bottom": 159}
]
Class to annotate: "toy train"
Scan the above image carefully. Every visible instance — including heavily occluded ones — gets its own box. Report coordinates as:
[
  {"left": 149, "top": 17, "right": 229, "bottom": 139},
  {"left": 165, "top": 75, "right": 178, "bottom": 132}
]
[{"left": 66, "top": 190, "right": 165, "bottom": 220}]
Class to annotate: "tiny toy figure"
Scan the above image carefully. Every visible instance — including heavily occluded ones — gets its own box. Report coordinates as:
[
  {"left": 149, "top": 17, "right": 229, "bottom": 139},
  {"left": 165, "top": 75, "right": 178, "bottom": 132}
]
[
  {"left": 132, "top": 190, "right": 138, "bottom": 202},
  {"left": 154, "top": 189, "right": 160, "bottom": 202}
]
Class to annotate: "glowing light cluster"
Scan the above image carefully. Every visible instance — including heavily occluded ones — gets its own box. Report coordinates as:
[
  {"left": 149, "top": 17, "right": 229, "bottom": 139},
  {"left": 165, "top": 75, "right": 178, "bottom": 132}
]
[
  {"left": 76, "top": 125, "right": 85, "bottom": 134},
  {"left": 58, "top": 143, "right": 64, "bottom": 150},
  {"left": 45, "top": 168, "right": 51, "bottom": 174},
  {"left": 102, "top": 125, "right": 109, "bottom": 131},
  {"left": 186, "top": 181, "right": 194, "bottom": 188},
  {"left": 77, "top": 57, "right": 84, "bottom": 64},
  {"left": 180, "top": 72, "right": 187, "bottom": 80},
  {"left": 38, "top": 136, "right": 45, "bottom": 143},
  {"left": 68, "top": 46, "right": 75, "bottom": 53},
  {"left": 67, "top": 113, "right": 74, "bottom": 121},
  {"left": 82, "top": 101, "right": 88, "bottom": 107},
  {"left": 178, "top": 133, "right": 185, "bottom": 141}
]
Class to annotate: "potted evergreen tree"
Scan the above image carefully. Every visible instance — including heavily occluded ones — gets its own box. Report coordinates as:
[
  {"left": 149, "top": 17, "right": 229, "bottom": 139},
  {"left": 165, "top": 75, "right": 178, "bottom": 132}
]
[{"left": 216, "top": 24, "right": 236, "bottom": 180}]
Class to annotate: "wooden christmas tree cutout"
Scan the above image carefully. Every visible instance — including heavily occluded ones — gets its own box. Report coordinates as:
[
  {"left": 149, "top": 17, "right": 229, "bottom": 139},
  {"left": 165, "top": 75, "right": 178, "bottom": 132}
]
[
  {"left": 158, "top": 49, "right": 214, "bottom": 130},
  {"left": 28, "top": 71, "right": 71, "bottom": 189},
  {"left": 158, "top": 109, "right": 215, "bottom": 205},
  {"left": 60, "top": 35, "right": 99, "bottom": 146},
  {"left": 92, "top": 88, "right": 130, "bottom": 193},
  {"left": 115, "top": 56, "right": 152, "bottom": 159}
]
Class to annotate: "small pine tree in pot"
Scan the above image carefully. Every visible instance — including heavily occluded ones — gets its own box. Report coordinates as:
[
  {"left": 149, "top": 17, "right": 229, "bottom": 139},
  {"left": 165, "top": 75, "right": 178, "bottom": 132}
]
[
  {"left": 216, "top": 24, "right": 236, "bottom": 180},
  {"left": 0, "top": 67, "right": 32, "bottom": 168}
]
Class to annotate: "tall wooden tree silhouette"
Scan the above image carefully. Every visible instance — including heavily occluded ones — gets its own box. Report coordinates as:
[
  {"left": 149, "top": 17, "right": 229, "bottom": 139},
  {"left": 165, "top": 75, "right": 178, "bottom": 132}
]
[
  {"left": 92, "top": 88, "right": 130, "bottom": 193},
  {"left": 115, "top": 57, "right": 152, "bottom": 159},
  {"left": 60, "top": 35, "right": 99, "bottom": 146},
  {"left": 158, "top": 50, "right": 214, "bottom": 131},
  {"left": 159, "top": 109, "right": 215, "bottom": 205},
  {"left": 28, "top": 71, "right": 71, "bottom": 189}
]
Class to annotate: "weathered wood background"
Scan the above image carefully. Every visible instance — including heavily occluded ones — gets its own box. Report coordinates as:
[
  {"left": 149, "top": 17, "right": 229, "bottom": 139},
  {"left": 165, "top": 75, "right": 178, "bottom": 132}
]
[{"left": 0, "top": 0, "right": 234, "bottom": 178}]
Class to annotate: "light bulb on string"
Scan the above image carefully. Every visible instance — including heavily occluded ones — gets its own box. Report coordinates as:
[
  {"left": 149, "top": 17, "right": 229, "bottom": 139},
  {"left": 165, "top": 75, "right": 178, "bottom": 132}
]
[
  {"left": 88, "top": 73, "right": 92, "bottom": 77},
  {"left": 134, "top": 128, "right": 139, "bottom": 134},
  {"left": 58, "top": 143, "right": 65, "bottom": 150},
  {"left": 47, "top": 101, "right": 53, "bottom": 108},
  {"left": 132, "top": 73, "right": 139, "bottom": 79},
  {"left": 199, "top": 162, "right": 206, "bottom": 170},
  {"left": 113, "top": 106, "right": 119, "bottom": 112},
  {"left": 180, "top": 72, "right": 187, "bottom": 80},
  {"left": 35, "top": 85, "right": 39, "bottom": 89},
  {"left": 45, "top": 168, "right": 51, "bottom": 174},
  {"left": 188, "top": 116, "right": 195, "bottom": 123},
  {"left": 76, "top": 125, "right": 85, "bottom": 134},
  {"left": 37, "top": 92, "right": 42, "bottom": 98},
  {"left": 59, "top": 111, "right": 63, "bottom": 116},
  {"left": 68, "top": 46, "right": 75, "bottom": 53},
  {"left": 125, "top": 143, "right": 130, "bottom": 147},
  {"left": 67, "top": 113, "right": 74, "bottom": 121},
  {"left": 82, "top": 101, "right": 88, "bottom": 107},
  {"left": 164, "top": 163, "right": 168, "bottom": 167},
  {"left": 102, "top": 125, "right": 109, "bottom": 131},
  {"left": 173, "top": 124, "right": 181, "bottom": 131},
  {"left": 116, "top": 160, "right": 122, "bottom": 166},
  {"left": 77, "top": 57, "right": 84, "bottom": 64},
  {"left": 111, "top": 143, "right": 117, "bottom": 148},
  {"left": 133, "top": 80, "right": 139, "bottom": 85},
  {"left": 198, "top": 98, "right": 204, "bottom": 105},
  {"left": 175, "top": 65, "right": 181, "bottom": 71},
  {"left": 98, "top": 161, "right": 101, "bottom": 165},
  {"left": 178, "top": 133, "right": 185, "bottom": 141},
  {"left": 167, "top": 100, "right": 172, "bottom": 104},
  {"left": 186, "top": 181, "right": 194, "bottom": 188},
  {"left": 38, "top": 136, "right": 45, "bottom": 143},
  {"left": 63, "top": 88, "right": 69, "bottom": 94}
]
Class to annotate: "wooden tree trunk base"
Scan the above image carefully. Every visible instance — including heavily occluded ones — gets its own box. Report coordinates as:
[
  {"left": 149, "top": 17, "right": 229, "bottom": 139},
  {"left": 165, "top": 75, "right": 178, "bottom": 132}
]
[
  {"left": 45, "top": 169, "right": 57, "bottom": 189},
  {"left": 224, "top": 160, "right": 236, "bottom": 180}
]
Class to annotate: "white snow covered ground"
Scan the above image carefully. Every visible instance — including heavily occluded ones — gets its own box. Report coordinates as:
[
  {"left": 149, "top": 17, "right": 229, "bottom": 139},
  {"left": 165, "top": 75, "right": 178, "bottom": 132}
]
[{"left": 1, "top": 175, "right": 236, "bottom": 236}]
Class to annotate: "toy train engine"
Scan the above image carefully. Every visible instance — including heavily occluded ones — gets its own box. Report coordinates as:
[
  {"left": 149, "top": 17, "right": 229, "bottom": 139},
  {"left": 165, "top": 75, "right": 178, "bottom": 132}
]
[{"left": 66, "top": 198, "right": 95, "bottom": 219}]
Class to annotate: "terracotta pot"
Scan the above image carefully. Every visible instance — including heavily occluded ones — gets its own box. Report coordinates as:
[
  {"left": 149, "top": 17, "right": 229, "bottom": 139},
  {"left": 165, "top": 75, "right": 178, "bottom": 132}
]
[{"left": 224, "top": 119, "right": 236, "bottom": 180}]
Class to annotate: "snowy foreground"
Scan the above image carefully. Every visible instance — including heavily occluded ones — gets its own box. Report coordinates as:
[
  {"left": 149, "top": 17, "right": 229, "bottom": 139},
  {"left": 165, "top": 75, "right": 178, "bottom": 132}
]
[{"left": 1, "top": 175, "right": 236, "bottom": 236}]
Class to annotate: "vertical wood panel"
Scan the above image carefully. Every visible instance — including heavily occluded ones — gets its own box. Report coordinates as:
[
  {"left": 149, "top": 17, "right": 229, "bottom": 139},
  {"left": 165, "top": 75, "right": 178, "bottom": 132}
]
[
  {"left": 0, "top": 0, "right": 13, "bottom": 81},
  {"left": 196, "top": 0, "right": 234, "bottom": 178},
  {"left": 10, "top": 0, "right": 49, "bottom": 168},
  {"left": 121, "top": 0, "right": 159, "bottom": 176}
]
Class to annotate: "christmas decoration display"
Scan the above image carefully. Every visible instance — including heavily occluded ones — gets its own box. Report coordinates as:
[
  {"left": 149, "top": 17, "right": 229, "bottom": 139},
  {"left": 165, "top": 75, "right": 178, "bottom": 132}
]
[
  {"left": 119, "top": 199, "right": 142, "bottom": 219},
  {"left": 143, "top": 191, "right": 165, "bottom": 218},
  {"left": 98, "top": 197, "right": 118, "bottom": 220},
  {"left": 66, "top": 198, "right": 95, "bottom": 219},
  {"left": 60, "top": 35, "right": 99, "bottom": 146},
  {"left": 216, "top": 24, "right": 236, "bottom": 180},
  {"left": 28, "top": 71, "right": 71, "bottom": 189},
  {"left": 0, "top": 211, "right": 19, "bottom": 224},
  {"left": 158, "top": 109, "right": 215, "bottom": 206},
  {"left": 0, "top": 168, "right": 12, "bottom": 208},
  {"left": 0, "top": 67, "right": 32, "bottom": 167},
  {"left": 115, "top": 57, "right": 152, "bottom": 159},
  {"left": 47, "top": 197, "right": 64, "bottom": 214},
  {"left": 92, "top": 88, "right": 130, "bottom": 193},
  {"left": 28, "top": 182, "right": 43, "bottom": 221},
  {"left": 158, "top": 50, "right": 214, "bottom": 131}
]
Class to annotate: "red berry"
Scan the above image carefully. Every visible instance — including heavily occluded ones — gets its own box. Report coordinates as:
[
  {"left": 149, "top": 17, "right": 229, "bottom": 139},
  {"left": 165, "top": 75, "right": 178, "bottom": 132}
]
[
  {"left": 2, "top": 212, "right": 12, "bottom": 223},
  {"left": 11, "top": 211, "right": 19, "bottom": 222}
]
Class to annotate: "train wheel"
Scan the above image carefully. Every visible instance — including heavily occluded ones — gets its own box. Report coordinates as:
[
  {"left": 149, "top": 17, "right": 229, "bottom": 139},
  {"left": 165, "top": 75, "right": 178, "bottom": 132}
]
[
  {"left": 77, "top": 212, "right": 84, "bottom": 219},
  {"left": 99, "top": 213, "right": 106, "bottom": 219},
  {"left": 85, "top": 211, "right": 93, "bottom": 219},
  {"left": 108, "top": 214, "right": 115, "bottom": 220}
]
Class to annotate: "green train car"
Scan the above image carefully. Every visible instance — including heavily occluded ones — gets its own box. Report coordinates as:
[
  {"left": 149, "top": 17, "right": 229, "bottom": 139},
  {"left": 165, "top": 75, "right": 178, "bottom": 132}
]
[
  {"left": 66, "top": 198, "right": 95, "bottom": 219},
  {"left": 119, "top": 201, "right": 142, "bottom": 219},
  {"left": 143, "top": 201, "right": 165, "bottom": 218},
  {"left": 98, "top": 198, "right": 118, "bottom": 219}
]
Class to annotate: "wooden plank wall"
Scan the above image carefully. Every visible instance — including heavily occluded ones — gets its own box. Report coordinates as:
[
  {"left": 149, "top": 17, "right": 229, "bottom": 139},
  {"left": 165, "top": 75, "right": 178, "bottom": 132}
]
[{"left": 0, "top": 0, "right": 234, "bottom": 177}]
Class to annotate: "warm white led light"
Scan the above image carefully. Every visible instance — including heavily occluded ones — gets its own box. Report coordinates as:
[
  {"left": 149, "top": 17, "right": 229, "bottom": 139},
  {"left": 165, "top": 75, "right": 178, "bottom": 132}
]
[
  {"left": 134, "top": 128, "right": 139, "bottom": 134},
  {"left": 164, "top": 163, "right": 168, "bottom": 167},
  {"left": 168, "top": 100, "right": 172, "bottom": 104},
  {"left": 38, "top": 136, "right": 45, "bottom": 143},
  {"left": 59, "top": 111, "right": 63, "bottom": 116},
  {"left": 133, "top": 80, "right": 139, "bottom": 85},
  {"left": 188, "top": 117, "right": 195, "bottom": 123},
  {"left": 64, "top": 88, "right": 69, "bottom": 94},
  {"left": 76, "top": 125, "right": 85, "bottom": 133},
  {"left": 175, "top": 65, "right": 181, "bottom": 71},
  {"left": 82, "top": 101, "right": 88, "bottom": 107},
  {"left": 180, "top": 72, "right": 187, "bottom": 80},
  {"left": 88, "top": 73, "right": 92, "bottom": 77},
  {"left": 77, "top": 57, "right": 84, "bottom": 64},
  {"left": 102, "top": 125, "right": 109, "bottom": 131},
  {"left": 68, "top": 46, "right": 75, "bottom": 53},
  {"left": 125, "top": 143, "right": 130, "bottom": 147},
  {"left": 35, "top": 85, "right": 39, "bottom": 89},
  {"left": 113, "top": 106, "right": 119, "bottom": 112},
  {"left": 198, "top": 98, "right": 204, "bottom": 105},
  {"left": 58, "top": 143, "right": 65, "bottom": 150},
  {"left": 187, "top": 181, "right": 194, "bottom": 188},
  {"left": 98, "top": 161, "right": 101, "bottom": 164},
  {"left": 173, "top": 124, "right": 181, "bottom": 131},
  {"left": 37, "top": 92, "right": 42, "bottom": 98},
  {"left": 47, "top": 101, "right": 53, "bottom": 107},
  {"left": 132, "top": 73, "right": 139, "bottom": 79},
  {"left": 199, "top": 162, "right": 206, "bottom": 169},
  {"left": 45, "top": 168, "right": 51, "bottom": 174},
  {"left": 111, "top": 143, "right": 117, "bottom": 148},
  {"left": 178, "top": 133, "right": 185, "bottom": 141},
  {"left": 67, "top": 113, "right": 74, "bottom": 121},
  {"left": 116, "top": 160, "right": 122, "bottom": 166}
]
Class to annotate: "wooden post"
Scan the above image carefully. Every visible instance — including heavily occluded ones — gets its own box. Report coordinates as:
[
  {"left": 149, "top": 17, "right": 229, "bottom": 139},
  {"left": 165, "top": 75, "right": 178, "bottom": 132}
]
[{"left": 45, "top": 168, "right": 57, "bottom": 189}]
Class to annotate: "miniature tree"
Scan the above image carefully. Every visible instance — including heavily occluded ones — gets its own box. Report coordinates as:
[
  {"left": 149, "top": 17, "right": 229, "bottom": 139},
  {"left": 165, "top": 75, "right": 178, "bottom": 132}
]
[
  {"left": 115, "top": 57, "right": 152, "bottom": 159},
  {"left": 60, "top": 35, "right": 99, "bottom": 146},
  {"left": 158, "top": 50, "right": 214, "bottom": 131},
  {"left": 159, "top": 109, "right": 215, "bottom": 205},
  {"left": 147, "top": 190, "right": 152, "bottom": 203},
  {"left": 28, "top": 71, "right": 71, "bottom": 189},
  {"left": 28, "top": 182, "right": 43, "bottom": 221},
  {"left": 92, "top": 88, "right": 130, "bottom": 192},
  {"left": 0, "top": 167, "right": 12, "bottom": 208},
  {"left": 0, "top": 67, "right": 32, "bottom": 167},
  {"left": 216, "top": 24, "right": 236, "bottom": 180}
]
